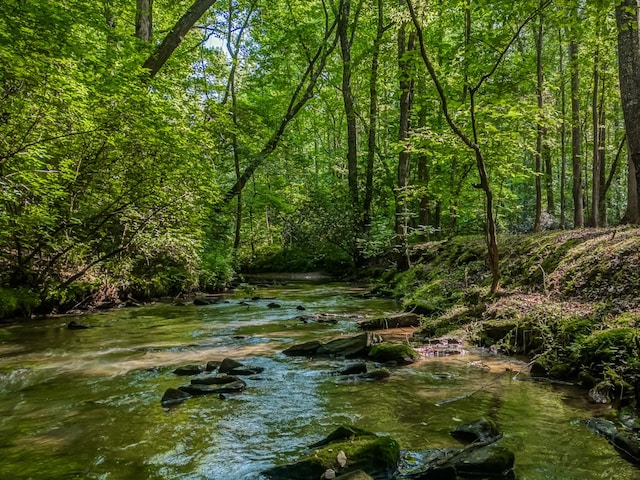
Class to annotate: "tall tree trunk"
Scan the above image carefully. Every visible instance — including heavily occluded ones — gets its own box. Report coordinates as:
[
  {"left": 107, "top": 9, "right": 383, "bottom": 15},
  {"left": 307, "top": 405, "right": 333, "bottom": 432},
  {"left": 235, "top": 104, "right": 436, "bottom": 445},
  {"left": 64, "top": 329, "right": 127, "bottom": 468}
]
[
  {"left": 135, "top": 0, "right": 153, "bottom": 41},
  {"left": 590, "top": 46, "right": 601, "bottom": 227},
  {"left": 417, "top": 107, "right": 430, "bottom": 239},
  {"left": 363, "top": 0, "right": 386, "bottom": 232},
  {"left": 338, "top": 0, "right": 358, "bottom": 208},
  {"left": 570, "top": 31, "right": 583, "bottom": 228},
  {"left": 534, "top": 16, "right": 544, "bottom": 232},
  {"left": 395, "top": 22, "right": 415, "bottom": 271},
  {"left": 559, "top": 28, "right": 567, "bottom": 228},
  {"left": 597, "top": 81, "right": 607, "bottom": 225},
  {"left": 616, "top": 0, "right": 640, "bottom": 223}
]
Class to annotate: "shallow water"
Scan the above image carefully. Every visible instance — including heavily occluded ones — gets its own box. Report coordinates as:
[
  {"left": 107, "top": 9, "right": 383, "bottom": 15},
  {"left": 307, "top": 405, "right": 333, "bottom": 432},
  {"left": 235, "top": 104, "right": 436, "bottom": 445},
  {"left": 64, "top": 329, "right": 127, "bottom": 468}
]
[{"left": 0, "top": 283, "right": 637, "bottom": 479}]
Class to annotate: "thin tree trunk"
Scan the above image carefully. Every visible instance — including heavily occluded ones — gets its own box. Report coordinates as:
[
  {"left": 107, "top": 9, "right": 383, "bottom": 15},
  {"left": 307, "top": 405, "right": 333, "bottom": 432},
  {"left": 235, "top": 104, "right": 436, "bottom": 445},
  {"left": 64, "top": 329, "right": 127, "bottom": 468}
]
[
  {"left": 135, "top": 0, "right": 153, "bottom": 41},
  {"left": 590, "top": 45, "right": 601, "bottom": 227},
  {"left": 597, "top": 78, "right": 607, "bottom": 225},
  {"left": 534, "top": 16, "right": 544, "bottom": 232},
  {"left": 559, "top": 28, "right": 567, "bottom": 228},
  {"left": 570, "top": 32, "right": 583, "bottom": 228},
  {"left": 417, "top": 107, "right": 430, "bottom": 239},
  {"left": 363, "top": 0, "right": 387, "bottom": 232}
]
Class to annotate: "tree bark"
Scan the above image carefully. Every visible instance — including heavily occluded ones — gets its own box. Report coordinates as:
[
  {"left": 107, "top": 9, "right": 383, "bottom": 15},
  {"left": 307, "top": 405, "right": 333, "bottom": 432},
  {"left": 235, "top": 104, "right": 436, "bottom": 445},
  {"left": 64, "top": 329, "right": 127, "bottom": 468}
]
[
  {"left": 338, "top": 0, "right": 359, "bottom": 209},
  {"left": 142, "top": 0, "right": 217, "bottom": 78},
  {"left": 570, "top": 32, "right": 583, "bottom": 228},
  {"left": 559, "top": 27, "right": 567, "bottom": 228},
  {"left": 395, "top": 22, "right": 415, "bottom": 271},
  {"left": 135, "top": 0, "right": 153, "bottom": 41},
  {"left": 590, "top": 46, "right": 601, "bottom": 227},
  {"left": 363, "top": 0, "right": 387, "bottom": 232},
  {"left": 534, "top": 16, "right": 544, "bottom": 232},
  {"left": 616, "top": 0, "right": 640, "bottom": 223}
]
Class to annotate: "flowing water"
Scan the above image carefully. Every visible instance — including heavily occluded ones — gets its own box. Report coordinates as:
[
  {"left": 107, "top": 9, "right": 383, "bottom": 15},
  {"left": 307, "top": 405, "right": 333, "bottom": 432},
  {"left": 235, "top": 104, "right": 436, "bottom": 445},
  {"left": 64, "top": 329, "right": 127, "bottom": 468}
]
[{"left": 0, "top": 282, "right": 637, "bottom": 479}]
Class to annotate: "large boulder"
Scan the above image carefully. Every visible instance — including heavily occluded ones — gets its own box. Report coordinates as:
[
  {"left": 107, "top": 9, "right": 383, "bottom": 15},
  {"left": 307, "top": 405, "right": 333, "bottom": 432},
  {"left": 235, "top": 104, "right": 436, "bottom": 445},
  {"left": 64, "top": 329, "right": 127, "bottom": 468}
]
[
  {"left": 359, "top": 313, "right": 421, "bottom": 330},
  {"left": 368, "top": 343, "right": 419, "bottom": 365},
  {"left": 262, "top": 426, "right": 400, "bottom": 480}
]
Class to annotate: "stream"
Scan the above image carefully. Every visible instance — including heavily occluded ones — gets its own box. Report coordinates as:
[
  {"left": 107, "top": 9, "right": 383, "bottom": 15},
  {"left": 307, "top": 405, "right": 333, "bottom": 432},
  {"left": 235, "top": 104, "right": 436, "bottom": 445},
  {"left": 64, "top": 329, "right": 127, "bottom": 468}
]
[{"left": 0, "top": 282, "right": 638, "bottom": 479}]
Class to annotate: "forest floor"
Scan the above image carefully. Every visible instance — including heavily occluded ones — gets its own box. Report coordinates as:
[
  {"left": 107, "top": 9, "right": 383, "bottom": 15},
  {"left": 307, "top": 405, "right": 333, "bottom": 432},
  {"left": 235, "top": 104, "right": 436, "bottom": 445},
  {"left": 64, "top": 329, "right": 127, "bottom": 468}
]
[{"left": 374, "top": 226, "right": 640, "bottom": 407}]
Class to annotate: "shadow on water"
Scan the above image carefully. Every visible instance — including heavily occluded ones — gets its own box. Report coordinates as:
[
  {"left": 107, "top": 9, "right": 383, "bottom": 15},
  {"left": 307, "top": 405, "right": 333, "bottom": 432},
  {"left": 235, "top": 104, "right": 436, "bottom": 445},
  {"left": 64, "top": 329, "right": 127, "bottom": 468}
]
[{"left": 0, "top": 282, "right": 638, "bottom": 479}]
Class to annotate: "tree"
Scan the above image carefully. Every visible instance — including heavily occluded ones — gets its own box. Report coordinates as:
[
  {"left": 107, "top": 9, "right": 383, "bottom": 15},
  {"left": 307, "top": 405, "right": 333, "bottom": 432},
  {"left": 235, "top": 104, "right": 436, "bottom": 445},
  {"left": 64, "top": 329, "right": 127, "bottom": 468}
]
[
  {"left": 406, "top": 0, "right": 550, "bottom": 293},
  {"left": 616, "top": 0, "right": 640, "bottom": 224}
]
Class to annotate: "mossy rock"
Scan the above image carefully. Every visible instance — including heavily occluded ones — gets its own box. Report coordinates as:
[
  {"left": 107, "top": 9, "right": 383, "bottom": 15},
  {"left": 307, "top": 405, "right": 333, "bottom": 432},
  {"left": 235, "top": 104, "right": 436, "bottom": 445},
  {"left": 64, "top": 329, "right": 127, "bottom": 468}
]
[
  {"left": 368, "top": 343, "right": 419, "bottom": 365},
  {"left": 574, "top": 328, "right": 638, "bottom": 368},
  {"left": 263, "top": 426, "right": 400, "bottom": 480},
  {"left": 548, "top": 362, "right": 574, "bottom": 380}
]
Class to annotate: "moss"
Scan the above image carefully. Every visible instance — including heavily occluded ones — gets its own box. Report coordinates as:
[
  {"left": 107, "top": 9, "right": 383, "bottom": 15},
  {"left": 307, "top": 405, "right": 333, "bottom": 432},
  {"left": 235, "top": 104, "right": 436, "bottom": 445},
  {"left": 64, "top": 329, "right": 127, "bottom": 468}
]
[
  {"left": 264, "top": 427, "right": 400, "bottom": 479},
  {"left": 576, "top": 328, "right": 638, "bottom": 367}
]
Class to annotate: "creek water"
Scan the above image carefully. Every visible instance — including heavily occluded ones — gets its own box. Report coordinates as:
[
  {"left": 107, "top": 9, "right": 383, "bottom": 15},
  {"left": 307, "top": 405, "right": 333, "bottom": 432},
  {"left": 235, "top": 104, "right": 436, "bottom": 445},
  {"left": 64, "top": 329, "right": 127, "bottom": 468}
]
[{"left": 0, "top": 282, "right": 637, "bottom": 479}]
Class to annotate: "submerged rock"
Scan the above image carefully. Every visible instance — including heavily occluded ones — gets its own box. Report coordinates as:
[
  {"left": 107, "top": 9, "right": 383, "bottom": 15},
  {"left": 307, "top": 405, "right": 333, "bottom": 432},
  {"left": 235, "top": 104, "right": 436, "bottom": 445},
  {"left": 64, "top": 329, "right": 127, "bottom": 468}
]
[
  {"left": 267, "top": 302, "right": 281, "bottom": 308},
  {"left": 193, "top": 297, "right": 211, "bottom": 306},
  {"left": 67, "top": 320, "right": 90, "bottom": 330},
  {"left": 336, "top": 363, "right": 368, "bottom": 376},
  {"left": 160, "top": 388, "right": 191, "bottom": 407},
  {"left": 447, "top": 444, "right": 515, "bottom": 478},
  {"left": 450, "top": 418, "right": 501, "bottom": 444},
  {"left": 263, "top": 426, "right": 400, "bottom": 480},
  {"left": 358, "top": 369, "right": 391, "bottom": 381}
]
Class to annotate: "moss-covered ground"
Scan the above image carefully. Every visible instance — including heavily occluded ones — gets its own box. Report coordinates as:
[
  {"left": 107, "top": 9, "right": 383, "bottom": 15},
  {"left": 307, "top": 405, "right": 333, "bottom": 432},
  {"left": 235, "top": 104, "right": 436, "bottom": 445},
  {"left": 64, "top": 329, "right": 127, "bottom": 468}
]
[{"left": 375, "top": 227, "right": 640, "bottom": 406}]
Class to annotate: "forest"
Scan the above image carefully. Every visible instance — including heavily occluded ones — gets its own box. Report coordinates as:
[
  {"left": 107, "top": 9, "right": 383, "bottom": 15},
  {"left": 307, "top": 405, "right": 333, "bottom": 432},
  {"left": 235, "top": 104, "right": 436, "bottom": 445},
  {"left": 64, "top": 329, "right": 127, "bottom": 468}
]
[
  {"left": 7, "top": 2, "right": 640, "bottom": 478},
  {"left": 1, "top": 0, "right": 640, "bottom": 317}
]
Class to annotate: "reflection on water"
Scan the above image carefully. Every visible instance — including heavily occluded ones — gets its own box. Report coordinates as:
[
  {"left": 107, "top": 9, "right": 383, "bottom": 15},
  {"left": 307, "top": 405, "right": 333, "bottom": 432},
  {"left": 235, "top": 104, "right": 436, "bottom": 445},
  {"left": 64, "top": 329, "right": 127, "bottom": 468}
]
[{"left": 0, "top": 283, "right": 638, "bottom": 479}]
